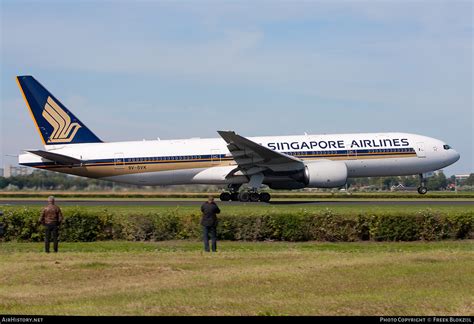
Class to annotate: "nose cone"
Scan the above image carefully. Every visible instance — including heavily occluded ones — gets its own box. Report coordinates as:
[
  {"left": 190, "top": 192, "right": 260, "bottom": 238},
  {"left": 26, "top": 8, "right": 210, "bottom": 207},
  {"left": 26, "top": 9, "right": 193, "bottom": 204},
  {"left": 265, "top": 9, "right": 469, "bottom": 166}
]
[{"left": 450, "top": 150, "right": 460, "bottom": 164}]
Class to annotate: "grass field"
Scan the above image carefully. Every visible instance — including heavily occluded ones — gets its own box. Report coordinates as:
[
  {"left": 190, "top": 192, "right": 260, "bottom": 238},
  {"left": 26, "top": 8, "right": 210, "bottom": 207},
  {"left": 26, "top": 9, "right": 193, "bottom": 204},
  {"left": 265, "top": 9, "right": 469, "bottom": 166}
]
[
  {"left": 1, "top": 240, "right": 473, "bottom": 316},
  {"left": 2, "top": 203, "right": 472, "bottom": 216}
]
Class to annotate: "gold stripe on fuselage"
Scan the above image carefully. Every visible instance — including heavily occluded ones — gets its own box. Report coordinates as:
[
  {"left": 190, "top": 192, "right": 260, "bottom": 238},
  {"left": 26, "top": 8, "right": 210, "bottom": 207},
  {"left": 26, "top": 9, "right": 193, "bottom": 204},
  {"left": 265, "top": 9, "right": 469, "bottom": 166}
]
[{"left": 36, "top": 160, "right": 234, "bottom": 178}]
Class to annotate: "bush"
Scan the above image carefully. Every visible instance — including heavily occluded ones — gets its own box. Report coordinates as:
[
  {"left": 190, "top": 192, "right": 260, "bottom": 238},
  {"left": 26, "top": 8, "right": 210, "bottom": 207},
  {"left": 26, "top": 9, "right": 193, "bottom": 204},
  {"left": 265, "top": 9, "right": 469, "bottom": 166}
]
[
  {"left": 60, "top": 210, "right": 103, "bottom": 242},
  {"left": 2, "top": 208, "right": 43, "bottom": 242},
  {"left": 1, "top": 208, "right": 472, "bottom": 242}
]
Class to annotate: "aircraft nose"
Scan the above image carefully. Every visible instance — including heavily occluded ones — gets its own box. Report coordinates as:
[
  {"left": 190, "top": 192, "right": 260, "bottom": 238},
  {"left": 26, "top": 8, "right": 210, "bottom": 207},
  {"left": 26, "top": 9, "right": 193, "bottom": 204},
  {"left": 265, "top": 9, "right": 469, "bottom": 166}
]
[{"left": 452, "top": 150, "right": 460, "bottom": 163}]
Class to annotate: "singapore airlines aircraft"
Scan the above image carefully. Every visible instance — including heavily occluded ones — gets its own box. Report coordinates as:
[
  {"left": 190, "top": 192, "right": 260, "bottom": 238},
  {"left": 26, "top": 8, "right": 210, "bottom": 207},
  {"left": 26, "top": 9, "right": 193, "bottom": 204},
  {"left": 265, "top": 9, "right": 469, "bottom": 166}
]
[{"left": 16, "top": 76, "right": 460, "bottom": 202}]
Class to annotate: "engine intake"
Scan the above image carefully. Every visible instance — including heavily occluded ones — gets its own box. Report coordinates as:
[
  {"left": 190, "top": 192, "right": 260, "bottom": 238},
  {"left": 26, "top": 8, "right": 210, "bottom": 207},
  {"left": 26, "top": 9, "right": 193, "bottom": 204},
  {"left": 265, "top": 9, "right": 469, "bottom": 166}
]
[{"left": 304, "top": 161, "right": 348, "bottom": 188}]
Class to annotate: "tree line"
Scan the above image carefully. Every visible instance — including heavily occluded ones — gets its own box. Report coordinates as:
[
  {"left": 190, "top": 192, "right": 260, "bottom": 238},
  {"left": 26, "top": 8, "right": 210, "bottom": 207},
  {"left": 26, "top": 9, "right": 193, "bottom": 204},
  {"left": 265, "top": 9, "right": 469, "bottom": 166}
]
[
  {"left": 350, "top": 172, "right": 473, "bottom": 191},
  {"left": 0, "top": 170, "right": 473, "bottom": 191}
]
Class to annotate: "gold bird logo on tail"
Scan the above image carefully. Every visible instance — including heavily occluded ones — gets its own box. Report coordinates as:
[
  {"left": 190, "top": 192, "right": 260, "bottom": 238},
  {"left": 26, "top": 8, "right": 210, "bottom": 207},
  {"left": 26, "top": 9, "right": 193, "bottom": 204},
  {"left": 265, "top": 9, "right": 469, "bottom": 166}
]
[{"left": 42, "top": 96, "right": 81, "bottom": 143}]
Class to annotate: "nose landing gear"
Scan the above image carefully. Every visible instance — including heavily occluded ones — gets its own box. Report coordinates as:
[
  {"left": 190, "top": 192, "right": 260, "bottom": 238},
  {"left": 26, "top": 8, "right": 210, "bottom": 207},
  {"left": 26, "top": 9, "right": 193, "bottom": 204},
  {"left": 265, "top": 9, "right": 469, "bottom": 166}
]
[
  {"left": 417, "top": 174, "right": 428, "bottom": 195},
  {"left": 418, "top": 187, "right": 428, "bottom": 195}
]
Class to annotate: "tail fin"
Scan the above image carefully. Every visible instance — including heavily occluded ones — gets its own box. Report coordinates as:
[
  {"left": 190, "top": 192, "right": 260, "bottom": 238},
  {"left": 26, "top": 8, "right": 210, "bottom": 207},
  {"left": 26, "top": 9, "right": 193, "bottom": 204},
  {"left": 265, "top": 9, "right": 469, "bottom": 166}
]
[{"left": 16, "top": 75, "right": 102, "bottom": 145}]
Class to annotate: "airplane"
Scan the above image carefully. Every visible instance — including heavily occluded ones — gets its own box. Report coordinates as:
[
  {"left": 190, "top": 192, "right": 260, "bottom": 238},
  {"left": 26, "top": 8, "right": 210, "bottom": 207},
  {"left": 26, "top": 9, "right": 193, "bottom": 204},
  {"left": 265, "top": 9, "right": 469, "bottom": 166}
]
[{"left": 15, "top": 75, "right": 460, "bottom": 202}]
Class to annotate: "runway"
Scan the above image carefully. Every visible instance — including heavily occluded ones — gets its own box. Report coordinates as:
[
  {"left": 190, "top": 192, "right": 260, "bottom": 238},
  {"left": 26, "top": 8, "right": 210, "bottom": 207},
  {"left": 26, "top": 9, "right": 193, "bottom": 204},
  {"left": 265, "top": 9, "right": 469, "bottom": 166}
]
[{"left": 0, "top": 199, "right": 473, "bottom": 206}]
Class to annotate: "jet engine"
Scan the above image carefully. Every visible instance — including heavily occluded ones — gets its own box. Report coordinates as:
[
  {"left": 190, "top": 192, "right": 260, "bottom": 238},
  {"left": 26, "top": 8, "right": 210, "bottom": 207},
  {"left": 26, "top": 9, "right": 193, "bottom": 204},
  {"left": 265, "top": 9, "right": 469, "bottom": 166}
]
[{"left": 303, "top": 160, "right": 348, "bottom": 188}]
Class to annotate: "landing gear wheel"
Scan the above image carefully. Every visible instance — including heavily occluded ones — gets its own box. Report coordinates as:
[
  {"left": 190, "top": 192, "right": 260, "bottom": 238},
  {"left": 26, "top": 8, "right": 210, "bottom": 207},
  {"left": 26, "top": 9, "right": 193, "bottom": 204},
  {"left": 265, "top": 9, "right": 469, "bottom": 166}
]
[
  {"left": 418, "top": 174, "right": 427, "bottom": 195},
  {"left": 230, "top": 192, "right": 239, "bottom": 201},
  {"left": 249, "top": 192, "right": 260, "bottom": 202},
  {"left": 220, "top": 192, "right": 231, "bottom": 201},
  {"left": 238, "top": 192, "right": 250, "bottom": 202},
  {"left": 417, "top": 186, "right": 428, "bottom": 195},
  {"left": 259, "top": 192, "right": 271, "bottom": 202}
]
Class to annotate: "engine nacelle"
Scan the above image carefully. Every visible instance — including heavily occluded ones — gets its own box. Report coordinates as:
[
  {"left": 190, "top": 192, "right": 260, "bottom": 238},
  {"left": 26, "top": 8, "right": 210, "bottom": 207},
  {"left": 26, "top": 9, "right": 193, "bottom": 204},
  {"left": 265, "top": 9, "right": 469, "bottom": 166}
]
[{"left": 304, "top": 161, "right": 348, "bottom": 188}]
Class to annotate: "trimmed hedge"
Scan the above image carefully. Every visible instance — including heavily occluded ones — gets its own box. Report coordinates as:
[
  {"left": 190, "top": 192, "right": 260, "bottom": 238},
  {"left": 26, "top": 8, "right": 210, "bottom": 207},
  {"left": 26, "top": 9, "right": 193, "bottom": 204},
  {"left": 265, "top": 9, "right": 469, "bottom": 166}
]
[{"left": 1, "top": 208, "right": 472, "bottom": 242}]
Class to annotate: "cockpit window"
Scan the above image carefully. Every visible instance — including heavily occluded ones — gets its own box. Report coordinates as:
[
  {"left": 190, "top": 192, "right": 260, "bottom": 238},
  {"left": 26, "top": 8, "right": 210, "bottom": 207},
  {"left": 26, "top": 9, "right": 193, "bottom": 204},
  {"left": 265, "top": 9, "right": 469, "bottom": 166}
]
[{"left": 443, "top": 144, "right": 451, "bottom": 150}]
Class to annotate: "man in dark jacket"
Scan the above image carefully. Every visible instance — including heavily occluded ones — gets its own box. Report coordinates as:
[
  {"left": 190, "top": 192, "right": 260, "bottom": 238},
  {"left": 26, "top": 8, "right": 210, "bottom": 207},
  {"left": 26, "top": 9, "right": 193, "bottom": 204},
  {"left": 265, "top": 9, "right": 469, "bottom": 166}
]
[
  {"left": 0, "top": 210, "right": 4, "bottom": 241},
  {"left": 200, "top": 196, "right": 220, "bottom": 252},
  {"left": 39, "top": 196, "right": 63, "bottom": 253}
]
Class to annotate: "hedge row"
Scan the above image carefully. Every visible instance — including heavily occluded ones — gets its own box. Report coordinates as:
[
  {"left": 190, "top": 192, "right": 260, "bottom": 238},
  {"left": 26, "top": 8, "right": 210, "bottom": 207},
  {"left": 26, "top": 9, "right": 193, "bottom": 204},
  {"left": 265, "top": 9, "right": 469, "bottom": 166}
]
[{"left": 1, "top": 208, "right": 472, "bottom": 242}]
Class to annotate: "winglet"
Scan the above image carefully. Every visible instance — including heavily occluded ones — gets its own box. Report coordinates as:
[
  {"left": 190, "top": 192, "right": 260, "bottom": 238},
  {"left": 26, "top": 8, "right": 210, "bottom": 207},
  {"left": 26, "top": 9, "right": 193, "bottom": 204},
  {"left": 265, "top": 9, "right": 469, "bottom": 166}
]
[{"left": 217, "top": 130, "right": 238, "bottom": 144}]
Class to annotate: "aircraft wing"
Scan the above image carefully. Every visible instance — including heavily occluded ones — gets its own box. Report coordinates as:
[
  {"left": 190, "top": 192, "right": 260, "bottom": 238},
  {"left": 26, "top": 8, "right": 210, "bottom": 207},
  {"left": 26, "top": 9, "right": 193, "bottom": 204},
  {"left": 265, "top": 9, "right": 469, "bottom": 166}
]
[
  {"left": 27, "top": 150, "right": 82, "bottom": 165},
  {"left": 217, "top": 131, "right": 304, "bottom": 175}
]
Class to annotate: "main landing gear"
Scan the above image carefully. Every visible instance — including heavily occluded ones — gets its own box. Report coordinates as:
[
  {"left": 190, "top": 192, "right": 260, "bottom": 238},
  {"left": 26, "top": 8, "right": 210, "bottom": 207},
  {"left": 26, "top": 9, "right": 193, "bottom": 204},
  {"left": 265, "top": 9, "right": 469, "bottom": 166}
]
[
  {"left": 219, "top": 191, "right": 271, "bottom": 203},
  {"left": 417, "top": 174, "right": 428, "bottom": 195},
  {"left": 219, "top": 184, "right": 241, "bottom": 202},
  {"left": 219, "top": 191, "right": 241, "bottom": 202},
  {"left": 219, "top": 180, "right": 271, "bottom": 203}
]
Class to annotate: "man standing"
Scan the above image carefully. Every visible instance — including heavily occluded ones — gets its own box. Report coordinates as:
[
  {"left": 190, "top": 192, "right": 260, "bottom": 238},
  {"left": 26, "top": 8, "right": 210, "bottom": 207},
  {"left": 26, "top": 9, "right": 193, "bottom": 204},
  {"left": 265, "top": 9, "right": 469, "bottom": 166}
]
[
  {"left": 0, "top": 210, "right": 4, "bottom": 242},
  {"left": 39, "top": 196, "right": 63, "bottom": 253},
  {"left": 200, "top": 195, "right": 220, "bottom": 252}
]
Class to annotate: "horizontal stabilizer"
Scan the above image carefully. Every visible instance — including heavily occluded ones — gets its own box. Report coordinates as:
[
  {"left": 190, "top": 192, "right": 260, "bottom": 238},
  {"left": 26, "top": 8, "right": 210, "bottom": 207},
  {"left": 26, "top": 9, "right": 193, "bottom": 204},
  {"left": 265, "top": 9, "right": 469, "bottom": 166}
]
[{"left": 28, "top": 150, "right": 82, "bottom": 165}]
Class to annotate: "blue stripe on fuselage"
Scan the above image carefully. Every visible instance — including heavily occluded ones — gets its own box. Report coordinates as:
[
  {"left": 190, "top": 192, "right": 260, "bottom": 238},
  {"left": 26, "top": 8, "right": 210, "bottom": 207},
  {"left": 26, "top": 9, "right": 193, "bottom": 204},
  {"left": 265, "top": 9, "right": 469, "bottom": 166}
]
[{"left": 20, "top": 148, "right": 417, "bottom": 168}]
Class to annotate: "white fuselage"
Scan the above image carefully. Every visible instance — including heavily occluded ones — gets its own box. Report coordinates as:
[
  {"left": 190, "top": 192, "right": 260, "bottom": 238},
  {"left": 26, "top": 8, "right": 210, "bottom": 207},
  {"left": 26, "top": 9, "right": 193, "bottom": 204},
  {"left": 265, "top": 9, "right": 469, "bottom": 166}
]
[{"left": 19, "top": 132, "right": 460, "bottom": 187}]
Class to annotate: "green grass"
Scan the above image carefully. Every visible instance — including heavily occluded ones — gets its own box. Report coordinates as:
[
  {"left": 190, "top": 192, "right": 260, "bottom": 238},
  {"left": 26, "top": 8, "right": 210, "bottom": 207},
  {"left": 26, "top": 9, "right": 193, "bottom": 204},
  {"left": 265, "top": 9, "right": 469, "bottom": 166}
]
[
  {"left": 2, "top": 203, "right": 473, "bottom": 216},
  {"left": 0, "top": 240, "right": 473, "bottom": 315}
]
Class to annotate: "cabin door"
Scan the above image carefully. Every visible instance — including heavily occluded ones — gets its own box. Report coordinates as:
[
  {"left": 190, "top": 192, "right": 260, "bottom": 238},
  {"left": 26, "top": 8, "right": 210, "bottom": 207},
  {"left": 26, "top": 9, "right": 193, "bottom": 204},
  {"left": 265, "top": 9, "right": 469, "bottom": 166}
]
[
  {"left": 346, "top": 149, "right": 357, "bottom": 160},
  {"left": 416, "top": 142, "right": 426, "bottom": 158},
  {"left": 114, "top": 153, "right": 125, "bottom": 169},
  {"left": 210, "top": 149, "right": 221, "bottom": 165}
]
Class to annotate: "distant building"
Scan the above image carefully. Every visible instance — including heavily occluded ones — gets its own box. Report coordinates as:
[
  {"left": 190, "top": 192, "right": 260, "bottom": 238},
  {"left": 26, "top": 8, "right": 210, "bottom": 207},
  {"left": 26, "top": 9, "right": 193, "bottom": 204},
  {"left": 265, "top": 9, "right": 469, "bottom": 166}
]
[
  {"left": 3, "top": 165, "right": 31, "bottom": 178},
  {"left": 455, "top": 174, "right": 470, "bottom": 181},
  {"left": 4, "top": 165, "right": 11, "bottom": 178},
  {"left": 0, "top": 168, "right": 3, "bottom": 177},
  {"left": 454, "top": 174, "right": 471, "bottom": 185}
]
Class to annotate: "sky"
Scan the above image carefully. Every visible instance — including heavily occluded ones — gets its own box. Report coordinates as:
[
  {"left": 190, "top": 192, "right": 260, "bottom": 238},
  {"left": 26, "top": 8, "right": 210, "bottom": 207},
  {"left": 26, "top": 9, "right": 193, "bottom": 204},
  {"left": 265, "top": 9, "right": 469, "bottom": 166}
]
[{"left": 1, "top": 0, "right": 472, "bottom": 176}]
